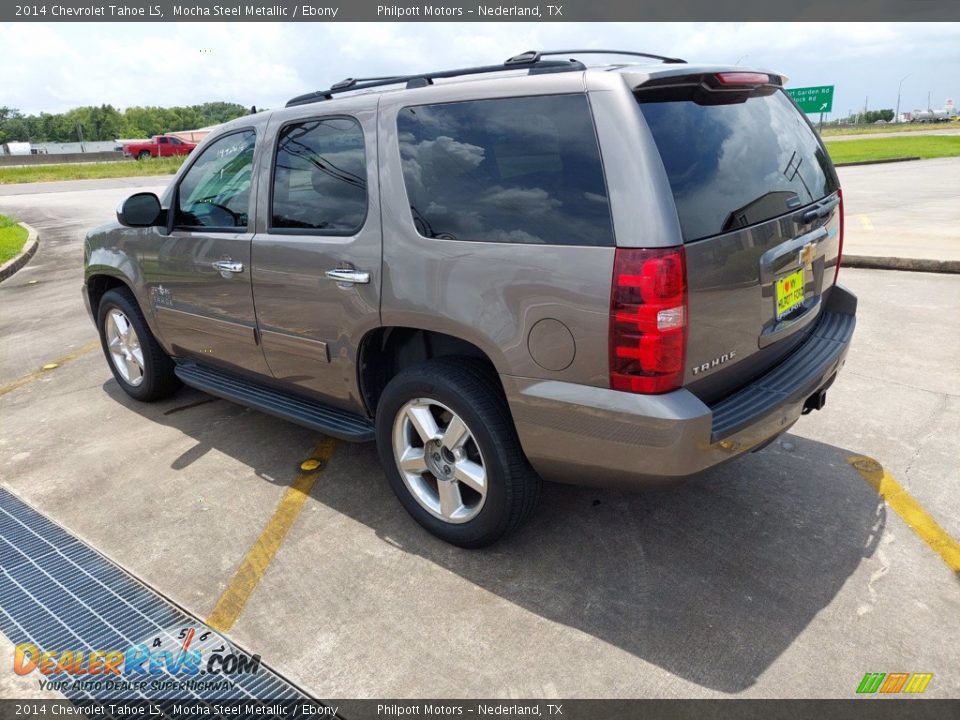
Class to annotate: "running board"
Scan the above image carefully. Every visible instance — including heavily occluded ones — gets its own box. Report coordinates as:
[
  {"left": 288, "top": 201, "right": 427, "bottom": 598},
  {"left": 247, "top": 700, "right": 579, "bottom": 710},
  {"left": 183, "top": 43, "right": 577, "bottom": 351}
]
[{"left": 174, "top": 362, "right": 375, "bottom": 442}]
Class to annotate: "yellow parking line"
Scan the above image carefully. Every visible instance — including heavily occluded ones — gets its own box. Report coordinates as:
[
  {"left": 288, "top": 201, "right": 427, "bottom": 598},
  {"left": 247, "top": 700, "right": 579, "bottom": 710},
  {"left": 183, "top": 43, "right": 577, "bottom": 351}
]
[
  {"left": 849, "top": 456, "right": 960, "bottom": 573},
  {"left": 206, "top": 437, "right": 338, "bottom": 633},
  {"left": 859, "top": 215, "right": 875, "bottom": 231},
  {"left": 0, "top": 339, "right": 101, "bottom": 398}
]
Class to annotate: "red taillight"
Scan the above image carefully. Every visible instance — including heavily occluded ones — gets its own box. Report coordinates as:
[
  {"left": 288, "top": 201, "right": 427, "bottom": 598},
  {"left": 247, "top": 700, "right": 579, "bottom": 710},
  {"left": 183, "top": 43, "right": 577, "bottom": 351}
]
[
  {"left": 715, "top": 72, "right": 771, "bottom": 86},
  {"left": 834, "top": 189, "right": 844, "bottom": 285},
  {"left": 609, "top": 247, "right": 687, "bottom": 394}
]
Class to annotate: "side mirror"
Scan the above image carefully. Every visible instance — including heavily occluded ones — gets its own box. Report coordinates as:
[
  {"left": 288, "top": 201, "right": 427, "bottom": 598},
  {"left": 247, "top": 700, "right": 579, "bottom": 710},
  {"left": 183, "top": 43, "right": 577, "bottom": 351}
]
[{"left": 116, "top": 192, "right": 163, "bottom": 227}]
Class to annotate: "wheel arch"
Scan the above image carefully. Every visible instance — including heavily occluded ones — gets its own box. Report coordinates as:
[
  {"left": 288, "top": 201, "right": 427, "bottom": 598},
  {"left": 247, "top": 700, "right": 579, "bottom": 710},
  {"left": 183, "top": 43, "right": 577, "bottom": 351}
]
[
  {"left": 85, "top": 267, "right": 168, "bottom": 354},
  {"left": 358, "top": 326, "right": 508, "bottom": 416},
  {"left": 86, "top": 273, "right": 130, "bottom": 316}
]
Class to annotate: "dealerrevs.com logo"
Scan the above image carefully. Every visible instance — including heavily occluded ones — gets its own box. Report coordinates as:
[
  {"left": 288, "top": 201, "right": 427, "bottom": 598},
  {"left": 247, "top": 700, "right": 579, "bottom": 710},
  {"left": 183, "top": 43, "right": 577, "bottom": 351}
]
[
  {"left": 13, "top": 626, "right": 261, "bottom": 694},
  {"left": 856, "top": 672, "right": 933, "bottom": 695}
]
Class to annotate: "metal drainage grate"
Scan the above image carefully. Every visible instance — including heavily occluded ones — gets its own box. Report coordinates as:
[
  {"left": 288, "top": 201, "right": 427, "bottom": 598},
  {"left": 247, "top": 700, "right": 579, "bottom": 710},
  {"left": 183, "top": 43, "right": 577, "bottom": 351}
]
[{"left": 0, "top": 486, "right": 307, "bottom": 707}]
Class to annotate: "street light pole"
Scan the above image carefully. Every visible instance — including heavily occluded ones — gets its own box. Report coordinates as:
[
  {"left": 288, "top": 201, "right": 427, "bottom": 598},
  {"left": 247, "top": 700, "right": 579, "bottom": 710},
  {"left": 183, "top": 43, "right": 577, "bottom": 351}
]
[{"left": 896, "top": 73, "right": 911, "bottom": 123}]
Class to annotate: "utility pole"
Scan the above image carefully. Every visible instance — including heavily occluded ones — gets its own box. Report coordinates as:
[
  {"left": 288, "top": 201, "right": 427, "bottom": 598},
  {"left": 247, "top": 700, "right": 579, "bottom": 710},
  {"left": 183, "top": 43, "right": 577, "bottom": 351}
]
[
  {"left": 77, "top": 123, "right": 85, "bottom": 153},
  {"left": 896, "top": 73, "right": 911, "bottom": 123}
]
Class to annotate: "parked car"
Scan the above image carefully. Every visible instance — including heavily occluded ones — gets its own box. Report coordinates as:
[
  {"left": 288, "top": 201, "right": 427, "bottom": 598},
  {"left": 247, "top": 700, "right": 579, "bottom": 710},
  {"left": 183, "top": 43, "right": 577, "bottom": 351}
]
[
  {"left": 83, "top": 50, "right": 856, "bottom": 547},
  {"left": 122, "top": 135, "right": 196, "bottom": 160}
]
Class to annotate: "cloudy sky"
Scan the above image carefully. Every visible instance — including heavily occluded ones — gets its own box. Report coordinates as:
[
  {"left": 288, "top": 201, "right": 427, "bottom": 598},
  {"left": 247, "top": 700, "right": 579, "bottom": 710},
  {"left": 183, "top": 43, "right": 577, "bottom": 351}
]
[{"left": 2, "top": 22, "right": 958, "bottom": 117}]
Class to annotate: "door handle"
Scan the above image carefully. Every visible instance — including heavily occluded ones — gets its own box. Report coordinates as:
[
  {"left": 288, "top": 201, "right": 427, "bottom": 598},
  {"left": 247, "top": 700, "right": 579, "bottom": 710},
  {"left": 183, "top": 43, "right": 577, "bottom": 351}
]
[
  {"left": 324, "top": 268, "right": 370, "bottom": 285},
  {"left": 213, "top": 260, "right": 244, "bottom": 274}
]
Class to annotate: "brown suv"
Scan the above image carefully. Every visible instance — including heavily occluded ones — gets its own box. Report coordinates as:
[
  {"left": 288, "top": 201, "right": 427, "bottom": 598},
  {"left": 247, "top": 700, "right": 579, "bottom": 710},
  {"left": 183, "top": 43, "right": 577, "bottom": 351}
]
[{"left": 83, "top": 50, "right": 856, "bottom": 547}]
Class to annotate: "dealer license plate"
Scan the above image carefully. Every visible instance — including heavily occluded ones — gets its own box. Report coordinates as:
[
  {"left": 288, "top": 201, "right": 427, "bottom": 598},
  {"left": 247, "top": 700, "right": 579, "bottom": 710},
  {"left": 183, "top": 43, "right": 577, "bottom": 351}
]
[{"left": 775, "top": 268, "right": 805, "bottom": 320}]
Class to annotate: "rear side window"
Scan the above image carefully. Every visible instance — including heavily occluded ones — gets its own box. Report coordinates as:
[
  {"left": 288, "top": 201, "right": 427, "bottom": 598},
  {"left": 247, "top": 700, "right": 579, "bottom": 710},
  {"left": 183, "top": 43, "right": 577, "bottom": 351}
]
[
  {"left": 272, "top": 117, "right": 368, "bottom": 233},
  {"left": 397, "top": 95, "right": 614, "bottom": 246},
  {"left": 637, "top": 88, "right": 838, "bottom": 243}
]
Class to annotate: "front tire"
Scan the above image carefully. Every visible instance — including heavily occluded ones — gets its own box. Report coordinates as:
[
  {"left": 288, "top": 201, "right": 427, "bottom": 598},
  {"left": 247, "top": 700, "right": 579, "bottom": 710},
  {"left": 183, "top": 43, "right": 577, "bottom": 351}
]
[
  {"left": 376, "top": 358, "right": 541, "bottom": 548},
  {"left": 97, "top": 288, "right": 181, "bottom": 402}
]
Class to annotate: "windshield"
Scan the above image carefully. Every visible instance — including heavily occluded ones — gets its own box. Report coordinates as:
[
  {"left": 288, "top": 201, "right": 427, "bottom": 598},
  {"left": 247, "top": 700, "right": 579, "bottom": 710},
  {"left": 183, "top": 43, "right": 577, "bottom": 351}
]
[{"left": 637, "top": 87, "right": 838, "bottom": 243}]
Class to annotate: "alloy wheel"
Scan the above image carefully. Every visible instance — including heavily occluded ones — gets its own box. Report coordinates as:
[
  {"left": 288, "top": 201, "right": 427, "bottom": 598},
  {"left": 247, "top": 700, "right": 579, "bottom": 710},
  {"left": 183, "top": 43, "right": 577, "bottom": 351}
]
[
  {"left": 105, "top": 309, "right": 145, "bottom": 387},
  {"left": 392, "top": 398, "right": 487, "bottom": 524}
]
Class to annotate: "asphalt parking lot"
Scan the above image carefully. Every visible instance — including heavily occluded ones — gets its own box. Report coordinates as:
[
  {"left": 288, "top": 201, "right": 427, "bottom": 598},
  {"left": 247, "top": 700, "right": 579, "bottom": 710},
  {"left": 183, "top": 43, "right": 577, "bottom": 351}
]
[
  {"left": 839, "top": 157, "right": 960, "bottom": 262},
  {"left": 1, "top": 165, "right": 958, "bottom": 700}
]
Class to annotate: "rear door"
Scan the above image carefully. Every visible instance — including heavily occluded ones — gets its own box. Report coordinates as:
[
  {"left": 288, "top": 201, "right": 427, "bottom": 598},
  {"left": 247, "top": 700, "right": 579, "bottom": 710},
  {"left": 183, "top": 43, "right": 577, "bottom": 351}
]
[
  {"left": 250, "top": 104, "right": 381, "bottom": 414},
  {"left": 635, "top": 76, "right": 842, "bottom": 402}
]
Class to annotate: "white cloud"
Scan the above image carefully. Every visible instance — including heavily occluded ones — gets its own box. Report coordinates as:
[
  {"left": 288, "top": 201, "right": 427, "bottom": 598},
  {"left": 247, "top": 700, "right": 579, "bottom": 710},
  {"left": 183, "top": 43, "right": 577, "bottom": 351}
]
[{"left": 0, "top": 22, "right": 957, "bottom": 116}]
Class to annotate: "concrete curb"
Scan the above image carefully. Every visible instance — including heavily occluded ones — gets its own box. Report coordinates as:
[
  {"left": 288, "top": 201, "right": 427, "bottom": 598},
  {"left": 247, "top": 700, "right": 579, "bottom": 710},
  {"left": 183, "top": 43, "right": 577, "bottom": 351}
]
[
  {"left": 834, "top": 156, "right": 922, "bottom": 167},
  {"left": 0, "top": 223, "right": 39, "bottom": 284},
  {"left": 844, "top": 255, "right": 960, "bottom": 274}
]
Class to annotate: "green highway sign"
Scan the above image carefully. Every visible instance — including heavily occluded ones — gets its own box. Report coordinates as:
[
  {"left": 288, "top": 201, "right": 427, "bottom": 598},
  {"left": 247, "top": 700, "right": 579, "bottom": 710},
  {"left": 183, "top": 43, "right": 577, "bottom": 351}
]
[{"left": 787, "top": 85, "right": 835, "bottom": 114}]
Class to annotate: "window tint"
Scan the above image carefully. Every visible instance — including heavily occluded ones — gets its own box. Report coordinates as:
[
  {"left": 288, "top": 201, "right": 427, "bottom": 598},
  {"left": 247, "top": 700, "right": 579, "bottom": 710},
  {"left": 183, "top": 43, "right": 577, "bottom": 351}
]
[
  {"left": 177, "top": 130, "right": 256, "bottom": 229},
  {"left": 637, "top": 88, "right": 838, "bottom": 243},
  {"left": 169, "top": 137, "right": 182, "bottom": 145},
  {"left": 158, "top": 137, "right": 168, "bottom": 144},
  {"left": 272, "top": 117, "right": 367, "bottom": 233},
  {"left": 397, "top": 95, "right": 614, "bottom": 246}
]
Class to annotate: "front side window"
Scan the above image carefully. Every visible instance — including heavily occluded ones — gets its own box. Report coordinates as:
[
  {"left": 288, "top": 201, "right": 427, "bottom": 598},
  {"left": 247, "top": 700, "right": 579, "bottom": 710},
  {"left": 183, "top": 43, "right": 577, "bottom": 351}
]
[
  {"left": 177, "top": 130, "right": 256, "bottom": 229},
  {"left": 397, "top": 95, "right": 614, "bottom": 246},
  {"left": 271, "top": 117, "right": 367, "bottom": 233}
]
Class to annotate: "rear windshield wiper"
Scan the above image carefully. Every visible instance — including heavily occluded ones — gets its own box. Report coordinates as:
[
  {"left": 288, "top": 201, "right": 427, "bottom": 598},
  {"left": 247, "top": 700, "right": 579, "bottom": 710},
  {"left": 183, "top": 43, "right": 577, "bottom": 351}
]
[{"left": 800, "top": 195, "right": 840, "bottom": 225}]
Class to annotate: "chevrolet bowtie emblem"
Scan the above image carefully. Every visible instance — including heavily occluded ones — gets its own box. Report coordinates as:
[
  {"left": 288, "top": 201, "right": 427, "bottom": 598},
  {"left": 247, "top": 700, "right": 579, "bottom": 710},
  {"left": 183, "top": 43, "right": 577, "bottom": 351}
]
[{"left": 799, "top": 241, "right": 816, "bottom": 266}]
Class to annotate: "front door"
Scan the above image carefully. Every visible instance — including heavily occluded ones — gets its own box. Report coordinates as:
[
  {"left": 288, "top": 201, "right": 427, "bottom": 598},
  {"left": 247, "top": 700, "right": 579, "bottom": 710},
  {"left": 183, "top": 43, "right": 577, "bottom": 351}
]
[
  {"left": 251, "top": 106, "right": 381, "bottom": 413},
  {"left": 149, "top": 127, "right": 271, "bottom": 376}
]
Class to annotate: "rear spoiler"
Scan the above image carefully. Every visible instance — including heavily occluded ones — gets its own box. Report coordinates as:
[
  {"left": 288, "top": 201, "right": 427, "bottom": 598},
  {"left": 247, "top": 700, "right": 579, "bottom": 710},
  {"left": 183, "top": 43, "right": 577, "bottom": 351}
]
[{"left": 634, "top": 72, "right": 785, "bottom": 105}]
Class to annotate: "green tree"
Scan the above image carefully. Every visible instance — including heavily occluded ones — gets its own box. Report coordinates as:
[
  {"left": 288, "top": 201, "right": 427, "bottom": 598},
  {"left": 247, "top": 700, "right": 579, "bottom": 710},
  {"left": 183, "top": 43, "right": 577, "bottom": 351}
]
[
  {"left": 0, "top": 107, "right": 25, "bottom": 143},
  {"left": 0, "top": 102, "right": 250, "bottom": 144},
  {"left": 861, "top": 109, "right": 895, "bottom": 124}
]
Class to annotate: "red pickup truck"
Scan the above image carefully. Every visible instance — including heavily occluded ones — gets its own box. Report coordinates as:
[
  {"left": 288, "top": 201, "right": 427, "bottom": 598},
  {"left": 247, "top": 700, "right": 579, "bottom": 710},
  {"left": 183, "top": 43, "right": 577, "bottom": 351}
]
[{"left": 122, "top": 135, "right": 197, "bottom": 160}]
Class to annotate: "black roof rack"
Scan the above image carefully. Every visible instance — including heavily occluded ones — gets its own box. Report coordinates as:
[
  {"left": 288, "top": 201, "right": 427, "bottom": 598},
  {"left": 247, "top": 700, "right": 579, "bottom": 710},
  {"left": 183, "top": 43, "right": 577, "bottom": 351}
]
[
  {"left": 505, "top": 49, "right": 687, "bottom": 66},
  {"left": 285, "top": 49, "right": 685, "bottom": 108}
]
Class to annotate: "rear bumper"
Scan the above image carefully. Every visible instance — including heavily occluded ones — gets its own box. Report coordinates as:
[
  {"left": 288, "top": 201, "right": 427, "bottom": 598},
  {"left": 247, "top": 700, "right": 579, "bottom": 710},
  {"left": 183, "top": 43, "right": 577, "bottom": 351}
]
[{"left": 504, "top": 285, "right": 857, "bottom": 486}]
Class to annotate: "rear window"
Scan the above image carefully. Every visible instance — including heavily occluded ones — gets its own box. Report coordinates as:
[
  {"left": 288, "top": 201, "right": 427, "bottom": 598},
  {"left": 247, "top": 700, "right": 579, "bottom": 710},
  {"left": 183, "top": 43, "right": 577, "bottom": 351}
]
[
  {"left": 397, "top": 95, "right": 614, "bottom": 246},
  {"left": 637, "top": 88, "right": 838, "bottom": 243}
]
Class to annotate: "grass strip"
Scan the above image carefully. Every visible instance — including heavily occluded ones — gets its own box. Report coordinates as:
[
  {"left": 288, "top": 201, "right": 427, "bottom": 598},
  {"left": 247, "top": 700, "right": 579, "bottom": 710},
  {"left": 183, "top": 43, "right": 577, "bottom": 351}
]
[
  {"left": 825, "top": 136, "right": 960, "bottom": 164},
  {"left": 0, "top": 156, "right": 185, "bottom": 184},
  {"left": 0, "top": 215, "right": 29, "bottom": 264}
]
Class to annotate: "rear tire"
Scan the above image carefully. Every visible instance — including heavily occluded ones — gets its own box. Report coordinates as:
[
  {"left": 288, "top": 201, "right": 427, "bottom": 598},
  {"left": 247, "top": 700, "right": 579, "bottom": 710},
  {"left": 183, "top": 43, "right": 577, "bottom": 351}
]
[
  {"left": 375, "top": 357, "right": 541, "bottom": 548},
  {"left": 97, "top": 288, "right": 181, "bottom": 402},
  {"left": 137, "top": 150, "right": 151, "bottom": 161}
]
